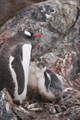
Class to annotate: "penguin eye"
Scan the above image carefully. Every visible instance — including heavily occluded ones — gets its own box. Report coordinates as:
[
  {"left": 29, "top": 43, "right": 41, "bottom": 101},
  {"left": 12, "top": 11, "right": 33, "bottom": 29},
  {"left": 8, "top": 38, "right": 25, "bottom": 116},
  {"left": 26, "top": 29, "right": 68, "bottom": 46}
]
[{"left": 24, "top": 30, "right": 31, "bottom": 37}]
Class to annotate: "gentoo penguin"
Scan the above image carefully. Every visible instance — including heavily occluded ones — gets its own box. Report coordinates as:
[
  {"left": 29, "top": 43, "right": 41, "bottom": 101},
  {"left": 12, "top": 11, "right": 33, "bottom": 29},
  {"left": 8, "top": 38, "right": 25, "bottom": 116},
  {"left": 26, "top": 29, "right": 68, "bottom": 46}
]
[
  {"left": 0, "top": 30, "right": 42, "bottom": 104},
  {"left": 27, "top": 56, "right": 41, "bottom": 99},
  {"left": 36, "top": 62, "right": 63, "bottom": 103}
]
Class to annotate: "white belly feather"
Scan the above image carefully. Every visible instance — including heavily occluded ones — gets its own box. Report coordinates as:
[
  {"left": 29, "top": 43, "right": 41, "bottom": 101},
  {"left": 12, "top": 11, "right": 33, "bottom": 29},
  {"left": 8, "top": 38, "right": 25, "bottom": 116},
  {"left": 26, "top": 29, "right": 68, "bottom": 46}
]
[{"left": 9, "top": 44, "right": 32, "bottom": 103}]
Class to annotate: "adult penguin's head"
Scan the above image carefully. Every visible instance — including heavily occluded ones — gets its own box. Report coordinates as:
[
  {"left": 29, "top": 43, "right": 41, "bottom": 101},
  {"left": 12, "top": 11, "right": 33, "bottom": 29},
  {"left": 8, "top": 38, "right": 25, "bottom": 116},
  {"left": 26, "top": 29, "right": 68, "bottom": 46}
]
[{"left": 19, "top": 29, "right": 42, "bottom": 43}]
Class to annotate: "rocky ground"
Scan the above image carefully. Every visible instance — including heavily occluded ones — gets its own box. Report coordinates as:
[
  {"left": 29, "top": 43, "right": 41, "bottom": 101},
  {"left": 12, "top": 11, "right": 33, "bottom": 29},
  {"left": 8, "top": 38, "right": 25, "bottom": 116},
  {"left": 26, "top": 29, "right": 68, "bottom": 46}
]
[
  {"left": 0, "top": 0, "right": 80, "bottom": 119},
  {"left": 0, "top": 87, "right": 80, "bottom": 120}
]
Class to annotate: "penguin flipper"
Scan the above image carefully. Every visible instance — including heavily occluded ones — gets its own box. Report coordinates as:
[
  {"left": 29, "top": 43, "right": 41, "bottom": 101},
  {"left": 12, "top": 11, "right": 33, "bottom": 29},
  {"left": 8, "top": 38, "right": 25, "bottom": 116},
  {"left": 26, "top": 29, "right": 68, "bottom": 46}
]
[
  {"left": 11, "top": 46, "right": 25, "bottom": 95},
  {"left": 44, "top": 71, "right": 51, "bottom": 92}
]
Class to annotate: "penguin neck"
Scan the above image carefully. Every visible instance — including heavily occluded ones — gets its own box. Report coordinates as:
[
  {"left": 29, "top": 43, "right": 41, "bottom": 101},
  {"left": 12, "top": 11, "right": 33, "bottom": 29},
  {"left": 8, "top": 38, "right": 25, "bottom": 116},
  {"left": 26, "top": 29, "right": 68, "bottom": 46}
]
[
  {"left": 30, "top": 62, "right": 36, "bottom": 67},
  {"left": 36, "top": 67, "right": 46, "bottom": 79},
  {"left": 29, "top": 62, "right": 36, "bottom": 73}
]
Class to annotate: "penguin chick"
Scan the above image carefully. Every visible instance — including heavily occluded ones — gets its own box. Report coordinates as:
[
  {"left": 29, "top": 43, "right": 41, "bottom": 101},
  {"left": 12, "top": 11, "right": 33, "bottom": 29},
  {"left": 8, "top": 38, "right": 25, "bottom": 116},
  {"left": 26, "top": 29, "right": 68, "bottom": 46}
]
[
  {"left": 0, "top": 30, "right": 42, "bottom": 104},
  {"left": 27, "top": 56, "right": 41, "bottom": 99},
  {"left": 30, "top": 56, "right": 41, "bottom": 69},
  {"left": 36, "top": 62, "right": 63, "bottom": 103}
]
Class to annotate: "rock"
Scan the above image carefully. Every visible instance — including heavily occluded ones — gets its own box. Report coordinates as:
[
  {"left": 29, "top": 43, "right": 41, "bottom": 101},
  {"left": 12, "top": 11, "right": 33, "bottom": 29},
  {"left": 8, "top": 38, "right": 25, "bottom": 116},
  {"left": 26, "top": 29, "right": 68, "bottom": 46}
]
[
  {"left": 55, "top": 104, "right": 63, "bottom": 113},
  {"left": 0, "top": 88, "right": 18, "bottom": 120},
  {"left": 65, "top": 107, "right": 80, "bottom": 120},
  {"left": 48, "top": 104, "right": 56, "bottom": 114},
  {"left": 26, "top": 103, "right": 43, "bottom": 112},
  {"left": 70, "top": 54, "right": 80, "bottom": 80},
  {"left": 75, "top": 91, "right": 80, "bottom": 99},
  {"left": 41, "top": 53, "right": 59, "bottom": 65},
  {"left": 63, "top": 93, "right": 80, "bottom": 107},
  {"left": 0, "top": 0, "right": 47, "bottom": 27},
  {"left": 13, "top": 105, "right": 35, "bottom": 120}
]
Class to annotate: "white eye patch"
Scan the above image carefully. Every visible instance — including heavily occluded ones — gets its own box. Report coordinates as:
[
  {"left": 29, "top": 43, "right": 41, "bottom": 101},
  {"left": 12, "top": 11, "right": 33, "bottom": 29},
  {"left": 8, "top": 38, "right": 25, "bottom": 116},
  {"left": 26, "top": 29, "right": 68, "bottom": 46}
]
[{"left": 24, "top": 30, "right": 31, "bottom": 36}]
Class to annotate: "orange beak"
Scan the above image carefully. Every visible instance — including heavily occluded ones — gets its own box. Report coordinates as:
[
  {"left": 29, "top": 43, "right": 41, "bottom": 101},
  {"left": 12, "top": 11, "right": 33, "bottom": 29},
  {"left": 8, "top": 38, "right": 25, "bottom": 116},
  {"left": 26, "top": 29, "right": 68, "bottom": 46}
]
[{"left": 34, "top": 33, "right": 42, "bottom": 37}]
